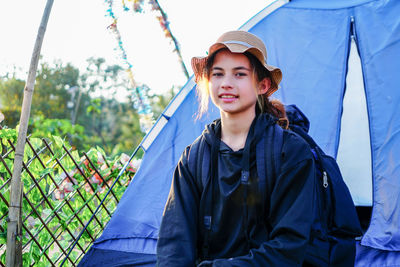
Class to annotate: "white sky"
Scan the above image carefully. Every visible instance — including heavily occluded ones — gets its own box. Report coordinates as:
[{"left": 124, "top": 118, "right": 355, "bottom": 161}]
[{"left": 0, "top": 0, "right": 269, "bottom": 95}]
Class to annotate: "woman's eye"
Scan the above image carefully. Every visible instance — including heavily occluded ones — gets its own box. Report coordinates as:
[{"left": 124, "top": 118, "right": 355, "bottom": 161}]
[
  {"left": 235, "top": 72, "right": 247, "bottom": 77},
  {"left": 212, "top": 72, "right": 223, "bottom": 77}
]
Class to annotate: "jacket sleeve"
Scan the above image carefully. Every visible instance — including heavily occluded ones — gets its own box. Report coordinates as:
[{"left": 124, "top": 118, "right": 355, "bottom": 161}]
[
  {"left": 198, "top": 132, "right": 316, "bottom": 267},
  {"left": 156, "top": 146, "right": 200, "bottom": 266}
]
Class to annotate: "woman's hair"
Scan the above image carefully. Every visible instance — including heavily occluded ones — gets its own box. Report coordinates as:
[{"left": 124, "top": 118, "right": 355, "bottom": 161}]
[{"left": 196, "top": 49, "right": 288, "bottom": 128}]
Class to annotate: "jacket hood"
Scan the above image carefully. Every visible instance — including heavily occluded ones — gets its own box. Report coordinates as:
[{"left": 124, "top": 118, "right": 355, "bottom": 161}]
[
  {"left": 201, "top": 114, "right": 277, "bottom": 150},
  {"left": 285, "top": 104, "right": 310, "bottom": 133},
  {"left": 202, "top": 120, "right": 221, "bottom": 149}
]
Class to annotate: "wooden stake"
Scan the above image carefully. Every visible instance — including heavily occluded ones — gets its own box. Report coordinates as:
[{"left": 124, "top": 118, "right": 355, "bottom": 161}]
[{"left": 6, "top": 0, "right": 54, "bottom": 266}]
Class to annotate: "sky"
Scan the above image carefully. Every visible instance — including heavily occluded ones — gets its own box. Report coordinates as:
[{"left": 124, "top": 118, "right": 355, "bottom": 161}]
[{"left": 0, "top": 0, "right": 269, "bottom": 95}]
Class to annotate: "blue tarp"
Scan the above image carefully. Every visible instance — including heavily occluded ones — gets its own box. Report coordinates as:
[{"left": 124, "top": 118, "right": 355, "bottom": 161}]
[{"left": 80, "top": 0, "right": 400, "bottom": 266}]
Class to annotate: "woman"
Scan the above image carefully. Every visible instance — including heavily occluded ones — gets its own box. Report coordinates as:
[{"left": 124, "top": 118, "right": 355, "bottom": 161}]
[{"left": 156, "top": 30, "right": 315, "bottom": 266}]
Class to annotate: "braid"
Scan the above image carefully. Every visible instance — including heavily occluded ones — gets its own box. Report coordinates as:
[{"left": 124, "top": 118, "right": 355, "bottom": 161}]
[
  {"left": 268, "top": 99, "right": 289, "bottom": 129},
  {"left": 244, "top": 52, "right": 288, "bottom": 129},
  {"left": 258, "top": 95, "right": 288, "bottom": 129}
]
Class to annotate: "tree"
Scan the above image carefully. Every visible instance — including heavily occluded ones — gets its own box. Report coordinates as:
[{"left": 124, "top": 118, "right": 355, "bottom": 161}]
[
  {"left": 33, "top": 61, "right": 80, "bottom": 119},
  {"left": 0, "top": 77, "right": 25, "bottom": 126},
  {"left": 0, "top": 57, "right": 177, "bottom": 156},
  {"left": 0, "top": 62, "right": 82, "bottom": 128}
]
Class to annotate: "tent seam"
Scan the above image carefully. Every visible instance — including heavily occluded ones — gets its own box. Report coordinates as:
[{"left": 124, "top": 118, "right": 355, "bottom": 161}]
[{"left": 284, "top": 0, "right": 376, "bottom": 11}]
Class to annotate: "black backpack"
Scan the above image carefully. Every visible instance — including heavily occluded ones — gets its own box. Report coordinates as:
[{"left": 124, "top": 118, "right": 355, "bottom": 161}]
[{"left": 262, "top": 104, "right": 363, "bottom": 267}]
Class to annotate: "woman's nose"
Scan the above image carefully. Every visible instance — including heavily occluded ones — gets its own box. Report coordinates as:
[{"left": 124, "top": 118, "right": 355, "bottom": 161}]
[{"left": 221, "top": 75, "right": 233, "bottom": 89}]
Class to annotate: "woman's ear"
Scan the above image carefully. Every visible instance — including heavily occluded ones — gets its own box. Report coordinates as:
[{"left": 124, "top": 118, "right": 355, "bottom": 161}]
[{"left": 257, "top": 77, "right": 271, "bottom": 95}]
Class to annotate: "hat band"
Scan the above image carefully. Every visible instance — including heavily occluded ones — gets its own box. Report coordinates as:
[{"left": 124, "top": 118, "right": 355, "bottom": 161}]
[
  {"left": 223, "top": 40, "right": 252, "bottom": 48},
  {"left": 222, "top": 40, "right": 266, "bottom": 63}
]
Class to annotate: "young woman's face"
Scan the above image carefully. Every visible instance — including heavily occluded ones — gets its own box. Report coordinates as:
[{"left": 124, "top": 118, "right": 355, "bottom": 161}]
[{"left": 209, "top": 50, "right": 261, "bottom": 119}]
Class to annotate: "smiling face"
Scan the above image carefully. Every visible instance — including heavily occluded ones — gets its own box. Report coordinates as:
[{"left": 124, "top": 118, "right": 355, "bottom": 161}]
[{"left": 209, "top": 49, "right": 269, "bottom": 120}]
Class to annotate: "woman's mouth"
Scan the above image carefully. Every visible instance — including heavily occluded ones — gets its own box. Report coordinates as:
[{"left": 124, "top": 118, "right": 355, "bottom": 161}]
[{"left": 219, "top": 94, "right": 238, "bottom": 102}]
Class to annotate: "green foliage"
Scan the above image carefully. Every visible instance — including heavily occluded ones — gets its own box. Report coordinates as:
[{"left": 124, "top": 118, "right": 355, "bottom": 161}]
[
  {"left": 86, "top": 98, "right": 102, "bottom": 115},
  {"left": 0, "top": 77, "right": 25, "bottom": 125},
  {"left": 0, "top": 125, "right": 138, "bottom": 266},
  {"left": 33, "top": 61, "right": 80, "bottom": 120},
  {"left": 29, "top": 116, "right": 88, "bottom": 151}
]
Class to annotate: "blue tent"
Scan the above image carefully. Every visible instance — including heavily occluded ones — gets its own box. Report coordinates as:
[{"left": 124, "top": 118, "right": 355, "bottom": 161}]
[{"left": 79, "top": 0, "right": 400, "bottom": 266}]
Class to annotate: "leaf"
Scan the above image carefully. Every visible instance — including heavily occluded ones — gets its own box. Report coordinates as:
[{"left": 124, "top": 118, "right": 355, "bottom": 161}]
[
  {"left": 22, "top": 252, "right": 32, "bottom": 267},
  {"left": 59, "top": 239, "right": 68, "bottom": 248},
  {"left": 62, "top": 213, "right": 71, "bottom": 225},
  {"left": 71, "top": 150, "right": 80, "bottom": 161},
  {"left": 71, "top": 250, "right": 78, "bottom": 260},
  {"left": 31, "top": 243, "right": 41, "bottom": 263},
  {"left": 0, "top": 164, "right": 8, "bottom": 177},
  {"left": 0, "top": 202, "right": 8, "bottom": 215},
  {"left": 86, "top": 148, "right": 97, "bottom": 158},
  {"left": 96, "top": 146, "right": 106, "bottom": 157},
  {"left": 41, "top": 208, "right": 52, "bottom": 219},
  {"left": 53, "top": 135, "right": 64, "bottom": 148},
  {"left": 1, "top": 251, "right": 6, "bottom": 265},
  {"left": 39, "top": 168, "right": 52, "bottom": 177},
  {"left": 24, "top": 146, "right": 33, "bottom": 161},
  {"left": 51, "top": 251, "right": 60, "bottom": 262},
  {"left": 30, "top": 160, "right": 42, "bottom": 175},
  {"left": 4, "top": 158, "right": 13, "bottom": 170},
  {"left": 0, "top": 231, "right": 7, "bottom": 244},
  {"left": 29, "top": 137, "right": 42, "bottom": 150},
  {"left": 92, "top": 183, "right": 99, "bottom": 192},
  {"left": 100, "top": 168, "right": 111, "bottom": 177},
  {"left": 0, "top": 128, "right": 17, "bottom": 140},
  {"left": 44, "top": 182, "right": 50, "bottom": 195},
  {"left": 37, "top": 260, "right": 47, "bottom": 267},
  {"left": 38, "top": 231, "right": 51, "bottom": 246}
]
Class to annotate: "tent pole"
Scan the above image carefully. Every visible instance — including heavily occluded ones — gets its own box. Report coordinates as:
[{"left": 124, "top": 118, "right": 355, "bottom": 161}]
[{"left": 6, "top": 0, "right": 54, "bottom": 266}]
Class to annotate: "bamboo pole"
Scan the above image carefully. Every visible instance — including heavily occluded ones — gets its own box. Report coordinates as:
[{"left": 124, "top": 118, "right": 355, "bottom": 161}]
[{"left": 6, "top": 0, "right": 54, "bottom": 266}]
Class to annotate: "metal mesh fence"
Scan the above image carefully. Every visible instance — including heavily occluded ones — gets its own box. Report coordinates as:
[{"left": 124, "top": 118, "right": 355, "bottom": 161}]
[{"left": 0, "top": 129, "right": 135, "bottom": 266}]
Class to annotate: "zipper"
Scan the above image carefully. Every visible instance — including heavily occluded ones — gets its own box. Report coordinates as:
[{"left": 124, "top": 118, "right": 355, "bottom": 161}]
[
  {"left": 323, "top": 171, "right": 328, "bottom": 188},
  {"left": 350, "top": 16, "right": 357, "bottom": 42}
]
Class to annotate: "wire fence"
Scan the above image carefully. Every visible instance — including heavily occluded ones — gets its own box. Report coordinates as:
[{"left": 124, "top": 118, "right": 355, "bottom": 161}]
[{"left": 0, "top": 127, "right": 136, "bottom": 266}]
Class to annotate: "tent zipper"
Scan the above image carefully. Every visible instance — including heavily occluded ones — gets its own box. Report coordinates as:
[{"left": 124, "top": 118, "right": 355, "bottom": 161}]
[{"left": 350, "top": 16, "right": 357, "bottom": 43}]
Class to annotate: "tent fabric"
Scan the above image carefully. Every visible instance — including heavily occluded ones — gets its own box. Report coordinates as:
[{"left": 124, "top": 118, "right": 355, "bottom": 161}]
[
  {"left": 80, "top": 0, "right": 400, "bottom": 266},
  {"left": 353, "top": 0, "right": 400, "bottom": 251},
  {"left": 78, "top": 248, "right": 156, "bottom": 267},
  {"left": 250, "top": 0, "right": 400, "bottom": 252},
  {"left": 355, "top": 242, "right": 400, "bottom": 267},
  {"left": 250, "top": 3, "right": 352, "bottom": 158}
]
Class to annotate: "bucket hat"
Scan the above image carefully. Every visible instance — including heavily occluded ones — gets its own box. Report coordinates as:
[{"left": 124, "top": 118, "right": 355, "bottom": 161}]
[{"left": 191, "top": 30, "right": 282, "bottom": 96}]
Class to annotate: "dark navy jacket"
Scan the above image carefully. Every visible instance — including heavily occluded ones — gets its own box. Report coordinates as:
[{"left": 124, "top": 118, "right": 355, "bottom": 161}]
[{"left": 157, "top": 114, "right": 316, "bottom": 266}]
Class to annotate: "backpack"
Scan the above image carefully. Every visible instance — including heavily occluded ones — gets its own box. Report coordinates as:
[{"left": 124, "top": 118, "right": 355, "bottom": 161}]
[{"left": 263, "top": 104, "right": 363, "bottom": 267}]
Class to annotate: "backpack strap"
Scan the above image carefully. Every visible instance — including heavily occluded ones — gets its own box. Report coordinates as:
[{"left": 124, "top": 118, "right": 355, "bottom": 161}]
[
  {"left": 194, "top": 128, "right": 220, "bottom": 260},
  {"left": 197, "top": 137, "right": 210, "bottom": 192},
  {"left": 271, "top": 124, "right": 284, "bottom": 178},
  {"left": 256, "top": 123, "right": 283, "bottom": 218},
  {"left": 188, "top": 136, "right": 212, "bottom": 259},
  {"left": 187, "top": 137, "right": 209, "bottom": 192}
]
